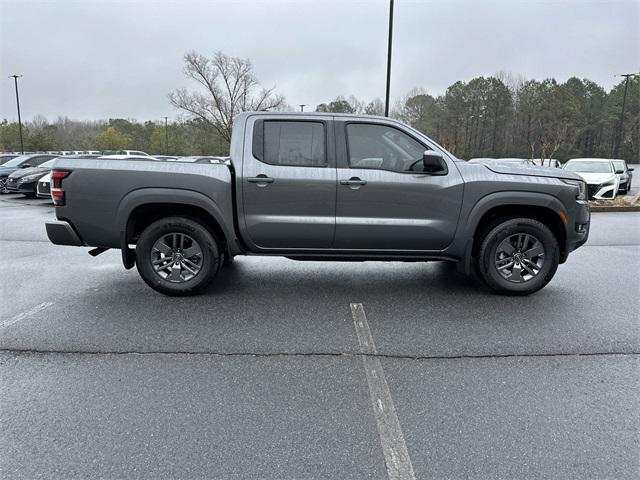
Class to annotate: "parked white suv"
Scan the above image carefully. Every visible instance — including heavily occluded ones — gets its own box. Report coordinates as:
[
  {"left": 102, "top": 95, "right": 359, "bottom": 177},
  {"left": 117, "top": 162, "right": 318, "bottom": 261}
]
[{"left": 563, "top": 158, "right": 619, "bottom": 200}]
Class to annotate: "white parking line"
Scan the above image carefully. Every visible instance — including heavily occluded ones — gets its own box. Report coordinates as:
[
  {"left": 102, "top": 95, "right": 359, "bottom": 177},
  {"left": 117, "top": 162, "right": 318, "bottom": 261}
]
[
  {"left": 350, "top": 303, "right": 416, "bottom": 480},
  {"left": 0, "top": 302, "right": 54, "bottom": 330}
]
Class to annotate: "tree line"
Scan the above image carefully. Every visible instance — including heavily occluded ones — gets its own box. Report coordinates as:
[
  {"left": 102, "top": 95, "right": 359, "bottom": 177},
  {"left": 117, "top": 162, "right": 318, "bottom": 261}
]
[{"left": 1, "top": 51, "right": 638, "bottom": 162}]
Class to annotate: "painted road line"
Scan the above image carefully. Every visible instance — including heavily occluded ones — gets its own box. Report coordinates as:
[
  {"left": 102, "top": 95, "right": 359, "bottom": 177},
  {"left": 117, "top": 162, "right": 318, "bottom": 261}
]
[
  {"left": 0, "top": 302, "right": 54, "bottom": 330},
  {"left": 350, "top": 303, "right": 416, "bottom": 480}
]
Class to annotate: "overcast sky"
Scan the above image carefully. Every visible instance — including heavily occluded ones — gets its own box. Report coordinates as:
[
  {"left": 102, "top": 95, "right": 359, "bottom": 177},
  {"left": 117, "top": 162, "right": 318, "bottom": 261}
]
[{"left": 1, "top": 0, "right": 638, "bottom": 122}]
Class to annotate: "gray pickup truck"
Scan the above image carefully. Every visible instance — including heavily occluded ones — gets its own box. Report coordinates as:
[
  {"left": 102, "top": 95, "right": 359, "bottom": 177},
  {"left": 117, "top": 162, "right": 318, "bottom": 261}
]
[{"left": 46, "top": 112, "right": 590, "bottom": 296}]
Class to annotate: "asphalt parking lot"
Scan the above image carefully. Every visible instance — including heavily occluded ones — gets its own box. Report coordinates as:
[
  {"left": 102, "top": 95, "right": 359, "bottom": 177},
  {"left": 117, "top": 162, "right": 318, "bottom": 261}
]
[{"left": 1, "top": 193, "right": 639, "bottom": 479}]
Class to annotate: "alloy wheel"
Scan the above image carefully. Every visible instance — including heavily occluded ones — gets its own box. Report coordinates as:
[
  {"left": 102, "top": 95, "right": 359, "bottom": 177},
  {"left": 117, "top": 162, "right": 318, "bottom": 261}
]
[
  {"left": 150, "top": 232, "right": 203, "bottom": 283},
  {"left": 494, "top": 233, "right": 545, "bottom": 283}
]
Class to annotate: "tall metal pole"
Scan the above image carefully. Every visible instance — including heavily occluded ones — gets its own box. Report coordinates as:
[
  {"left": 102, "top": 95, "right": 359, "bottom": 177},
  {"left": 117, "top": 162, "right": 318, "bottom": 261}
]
[
  {"left": 298, "top": 104, "right": 307, "bottom": 112},
  {"left": 9, "top": 75, "right": 24, "bottom": 154},
  {"left": 612, "top": 73, "right": 638, "bottom": 158},
  {"left": 163, "top": 116, "right": 169, "bottom": 154},
  {"left": 384, "top": 0, "right": 394, "bottom": 117}
]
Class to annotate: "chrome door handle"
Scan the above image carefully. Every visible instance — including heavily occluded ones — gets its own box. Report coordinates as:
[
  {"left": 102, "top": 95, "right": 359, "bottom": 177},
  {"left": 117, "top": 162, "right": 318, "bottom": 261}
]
[
  {"left": 247, "top": 175, "right": 274, "bottom": 184},
  {"left": 340, "top": 177, "right": 367, "bottom": 187}
]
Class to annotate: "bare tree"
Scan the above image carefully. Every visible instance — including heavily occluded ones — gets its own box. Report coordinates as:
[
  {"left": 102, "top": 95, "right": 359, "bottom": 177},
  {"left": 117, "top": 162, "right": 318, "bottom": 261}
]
[{"left": 169, "top": 51, "right": 285, "bottom": 143}]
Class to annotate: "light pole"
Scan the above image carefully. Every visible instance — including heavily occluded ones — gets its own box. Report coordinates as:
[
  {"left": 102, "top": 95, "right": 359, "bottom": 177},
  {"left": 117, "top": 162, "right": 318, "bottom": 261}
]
[
  {"left": 384, "top": 0, "right": 394, "bottom": 117},
  {"left": 163, "top": 116, "right": 169, "bottom": 154},
  {"left": 8, "top": 74, "right": 24, "bottom": 154},
  {"left": 612, "top": 72, "right": 639, "bottom": 158},
  {"left": 298, "top": 104, "right": 307, "bottom": 112}
]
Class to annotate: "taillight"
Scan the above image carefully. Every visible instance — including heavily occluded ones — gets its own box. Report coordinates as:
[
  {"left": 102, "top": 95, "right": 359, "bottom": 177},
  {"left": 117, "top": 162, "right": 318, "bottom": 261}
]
[{"left": 51, "top": 170, "right": 70, "bottom": 206}]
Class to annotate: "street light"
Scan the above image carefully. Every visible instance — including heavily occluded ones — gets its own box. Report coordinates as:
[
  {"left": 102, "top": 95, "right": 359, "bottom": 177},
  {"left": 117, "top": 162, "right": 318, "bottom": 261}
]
[
  {"left": 298, "top": 104, "right": 307, "bottom": 112},
  {"left": 384, "top": 0, "right": 394, "bottom": 117},
  {"left": 163, "top": 116, "right": 169, "bottom": 154},
  {"left": 612, "top": 72, "right": 639, "bottom": 158},
  {"left": 8, "top": 74, "right": 24, "bottom": 154}
]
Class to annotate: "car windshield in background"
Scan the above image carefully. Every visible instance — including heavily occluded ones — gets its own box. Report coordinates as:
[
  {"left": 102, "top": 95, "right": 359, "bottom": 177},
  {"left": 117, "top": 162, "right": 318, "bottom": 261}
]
[
  {"left": 2, "top": 156, "right": 30, "bottom": 167},
  {"left": 0, "top": 155, "right": 19, "bottom": 164},
  {"left": 612, "top": 160, "right": 626, "bottom": 170},
  {"left": 38, "top": 159, "right": 58, "bottom": 168},
  {"left": 564, "top": 161, "right": 612, "bottom": 173}
]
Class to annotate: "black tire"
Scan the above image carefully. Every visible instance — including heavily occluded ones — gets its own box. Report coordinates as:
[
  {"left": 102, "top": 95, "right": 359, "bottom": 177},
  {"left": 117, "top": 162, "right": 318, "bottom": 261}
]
[
  {"left": 477, "top": 217, "right": 560, "bottom": 296},
  {"left": 135, "top": 216, "right": 221, "bottom": 296},
  {"left": 23, "top": 192, "right": 36, "bottom": 199}
]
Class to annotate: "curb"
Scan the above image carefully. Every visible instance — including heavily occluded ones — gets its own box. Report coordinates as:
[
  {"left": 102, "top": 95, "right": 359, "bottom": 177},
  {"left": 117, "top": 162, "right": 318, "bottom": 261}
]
[{"left": 590, "top": 206, "right": 640, "bottom": 212}]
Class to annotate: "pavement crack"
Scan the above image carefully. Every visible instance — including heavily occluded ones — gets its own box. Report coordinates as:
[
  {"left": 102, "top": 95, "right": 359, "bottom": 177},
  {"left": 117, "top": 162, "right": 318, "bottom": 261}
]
[{"left": 0, "top": 348, "right": 637, "bottom": 361}]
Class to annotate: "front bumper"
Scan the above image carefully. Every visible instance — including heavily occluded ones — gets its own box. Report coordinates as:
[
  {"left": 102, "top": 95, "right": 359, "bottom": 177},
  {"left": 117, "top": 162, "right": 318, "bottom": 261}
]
[
  {"left": 587, "top": 182, "right": 617, "bottom": 199},
  {"left": 45, "top": 220, "right": 84, "bottom": 246},
  {"left": 37, "top": 180, "right": 51, "bottom": 198},
  {"left": 6, "top": 179, "right": 38, "bottom": 194},
  {"left": 566, "top": 201, "right": 590, "bottom": 256}
]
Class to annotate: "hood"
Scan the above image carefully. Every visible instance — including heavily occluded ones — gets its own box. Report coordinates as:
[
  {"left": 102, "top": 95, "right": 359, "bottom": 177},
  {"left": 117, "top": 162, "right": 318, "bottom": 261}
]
[
  {"left": 572, "top": 172, "right": 616, "bottom": 184},
  {"left": 8, "top": 166, "right": 50, "bottom": 179},
  {"left": 482, "top": 163, "right": 582, "bottom": 181}
]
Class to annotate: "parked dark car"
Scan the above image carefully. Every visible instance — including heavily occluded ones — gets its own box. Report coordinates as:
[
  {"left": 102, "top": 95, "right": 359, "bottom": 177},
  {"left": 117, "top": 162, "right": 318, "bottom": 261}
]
[
  {"left": 612, "top": 159, "right": 634, "bottom": 194},
  {"left": 7, "top": 155, "right": 99, "bottom": 197},
  {"left": 0, "top": 154, "right": 58, "bottom": 193},
  {"left": 6, "top": 158, "right": 60, "bottom": 197}
]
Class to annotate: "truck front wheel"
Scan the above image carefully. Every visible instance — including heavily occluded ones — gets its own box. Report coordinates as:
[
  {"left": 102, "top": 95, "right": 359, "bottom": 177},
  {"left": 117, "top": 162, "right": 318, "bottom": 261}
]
[
  {"left": 135, "top": 217, "right": 221, "bottom": 296},
  {"left": 477, "top": 217, "right": 560, "bottom": 295}
]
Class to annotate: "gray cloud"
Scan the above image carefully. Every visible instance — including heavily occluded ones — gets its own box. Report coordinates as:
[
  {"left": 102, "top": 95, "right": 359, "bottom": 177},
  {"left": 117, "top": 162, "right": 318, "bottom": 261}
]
[{"left": 1, "top": 0, "right": 638, "bottom": 122}]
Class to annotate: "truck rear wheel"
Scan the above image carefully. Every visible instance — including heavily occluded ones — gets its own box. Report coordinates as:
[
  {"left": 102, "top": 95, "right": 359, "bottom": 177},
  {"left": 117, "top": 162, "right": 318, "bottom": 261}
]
[
  {"left": 135, "top": 217, "right": 221, "bottom": 296},
  {"left": 477, "top": 217, "right": 559, "bottom": 295}
]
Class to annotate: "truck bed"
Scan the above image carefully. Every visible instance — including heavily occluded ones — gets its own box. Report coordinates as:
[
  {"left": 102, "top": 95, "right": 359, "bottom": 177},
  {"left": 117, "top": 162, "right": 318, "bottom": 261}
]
[{"left": 51, "top": 158, "right": 235, "bottom": 249}]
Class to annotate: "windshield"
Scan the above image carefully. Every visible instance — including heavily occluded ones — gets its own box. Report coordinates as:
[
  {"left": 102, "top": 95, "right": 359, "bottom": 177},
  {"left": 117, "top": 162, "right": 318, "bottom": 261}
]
[
  {"left": 612, "top": 160, "right": 626, "bottom": 170},
  {"left": 0, "top": 155, "right": 19, "bottom": 165},
  {"left": 2, "top": 155, "right": 30, "bottom": 167},
  {"left": 564, "top": 161, "right": 612, "bottom": 173},
  {"left": 38, "top": 159, "right": 57, "bottom": 168}
]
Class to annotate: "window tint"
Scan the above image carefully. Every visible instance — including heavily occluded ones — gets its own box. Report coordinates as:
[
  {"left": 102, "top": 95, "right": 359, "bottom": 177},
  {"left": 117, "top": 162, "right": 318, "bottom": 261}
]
[
  {"left": 346, "top": 123, "right": 426, "bottom": 172},
  {"left": 263, "top": 121, "right": 325, "bottom": 167}
]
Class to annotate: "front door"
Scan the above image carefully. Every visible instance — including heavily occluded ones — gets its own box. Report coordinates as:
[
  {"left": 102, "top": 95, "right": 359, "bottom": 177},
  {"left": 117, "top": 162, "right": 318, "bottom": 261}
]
[
  {"left": 241, "top": 117, "right": 337, "bottom": 250},
  {"left": 334, "top": 121, "right": 463, "bottom": 251}
]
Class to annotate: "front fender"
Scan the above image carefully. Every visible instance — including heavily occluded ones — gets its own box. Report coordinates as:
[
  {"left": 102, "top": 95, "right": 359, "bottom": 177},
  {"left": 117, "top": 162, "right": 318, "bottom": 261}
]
[{"left": 449, "top": 191, "right": 569, "bottom": 274}]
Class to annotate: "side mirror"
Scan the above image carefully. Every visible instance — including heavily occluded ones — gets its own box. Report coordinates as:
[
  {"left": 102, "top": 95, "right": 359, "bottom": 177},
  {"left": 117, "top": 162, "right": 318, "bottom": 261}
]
[
  {"left": 628, "top": 168, "right": 634, "bottom": 172},
  {"left": 422, "top": 151, "right": 447, "bottom": 173},
  {"left": 615, "top": 169, "right": 624, "bottom": 174}
]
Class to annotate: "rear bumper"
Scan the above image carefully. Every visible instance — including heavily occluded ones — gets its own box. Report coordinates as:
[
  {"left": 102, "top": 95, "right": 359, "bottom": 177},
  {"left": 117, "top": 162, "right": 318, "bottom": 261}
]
[{"left": 46, "top": 220, "right": 84, "bottom": 246}]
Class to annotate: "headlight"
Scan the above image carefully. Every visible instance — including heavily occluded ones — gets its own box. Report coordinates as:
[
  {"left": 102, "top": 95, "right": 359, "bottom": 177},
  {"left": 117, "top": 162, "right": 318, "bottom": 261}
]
[
  {"left": 601, "top": 177, "right": 616, "bottom": 187},
  {"left": 562, "top": 179, "right": 586, "bottom": 201}
]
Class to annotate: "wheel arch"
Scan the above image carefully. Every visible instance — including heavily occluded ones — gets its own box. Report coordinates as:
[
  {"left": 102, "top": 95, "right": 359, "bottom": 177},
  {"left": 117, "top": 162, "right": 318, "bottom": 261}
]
[
  {"left": 117, "top": 189, "right": 238, "bottom": 268},
  {"left": 457, "top": 192, "right": 570, "bottom": 274}
]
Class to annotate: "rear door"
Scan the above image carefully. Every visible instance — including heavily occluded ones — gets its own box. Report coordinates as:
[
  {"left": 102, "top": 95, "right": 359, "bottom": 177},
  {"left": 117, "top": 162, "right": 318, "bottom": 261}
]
[
  {"left": 240, "top": 115, "right": 337, "bottom": 250},
  {"left": 334, "top": 120, "right": 464, "bottom": 251}
]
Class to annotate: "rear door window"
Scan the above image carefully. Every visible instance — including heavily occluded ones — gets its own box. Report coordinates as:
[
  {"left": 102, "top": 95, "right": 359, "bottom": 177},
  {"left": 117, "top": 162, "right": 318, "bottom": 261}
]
[{"left": 262, "top": 121, "right": 326, "bottom": 167}]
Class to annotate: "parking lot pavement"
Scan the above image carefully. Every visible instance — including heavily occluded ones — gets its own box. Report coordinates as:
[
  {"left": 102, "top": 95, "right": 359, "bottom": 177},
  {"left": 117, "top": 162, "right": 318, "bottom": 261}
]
[{"left": 1, "top": 194, "right": 639, "bottom": 479}]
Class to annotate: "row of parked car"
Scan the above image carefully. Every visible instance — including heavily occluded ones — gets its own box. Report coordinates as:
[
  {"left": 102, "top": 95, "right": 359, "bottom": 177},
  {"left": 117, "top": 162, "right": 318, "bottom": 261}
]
[
  {"left": 0, "top": 152, "right": 228, "bottom": 198},
  {"left": 0, "top": 151, "right": 634, "bottom": 202},
  {"left": 468, "top": 157, "right": 634, "bottom": 199}
]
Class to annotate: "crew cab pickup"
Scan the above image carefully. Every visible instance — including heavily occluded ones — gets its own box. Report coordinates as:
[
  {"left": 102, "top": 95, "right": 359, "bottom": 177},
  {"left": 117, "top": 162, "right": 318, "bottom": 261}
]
[{"left": 46, "top": 112, "right": 590, "bottom": 296}]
